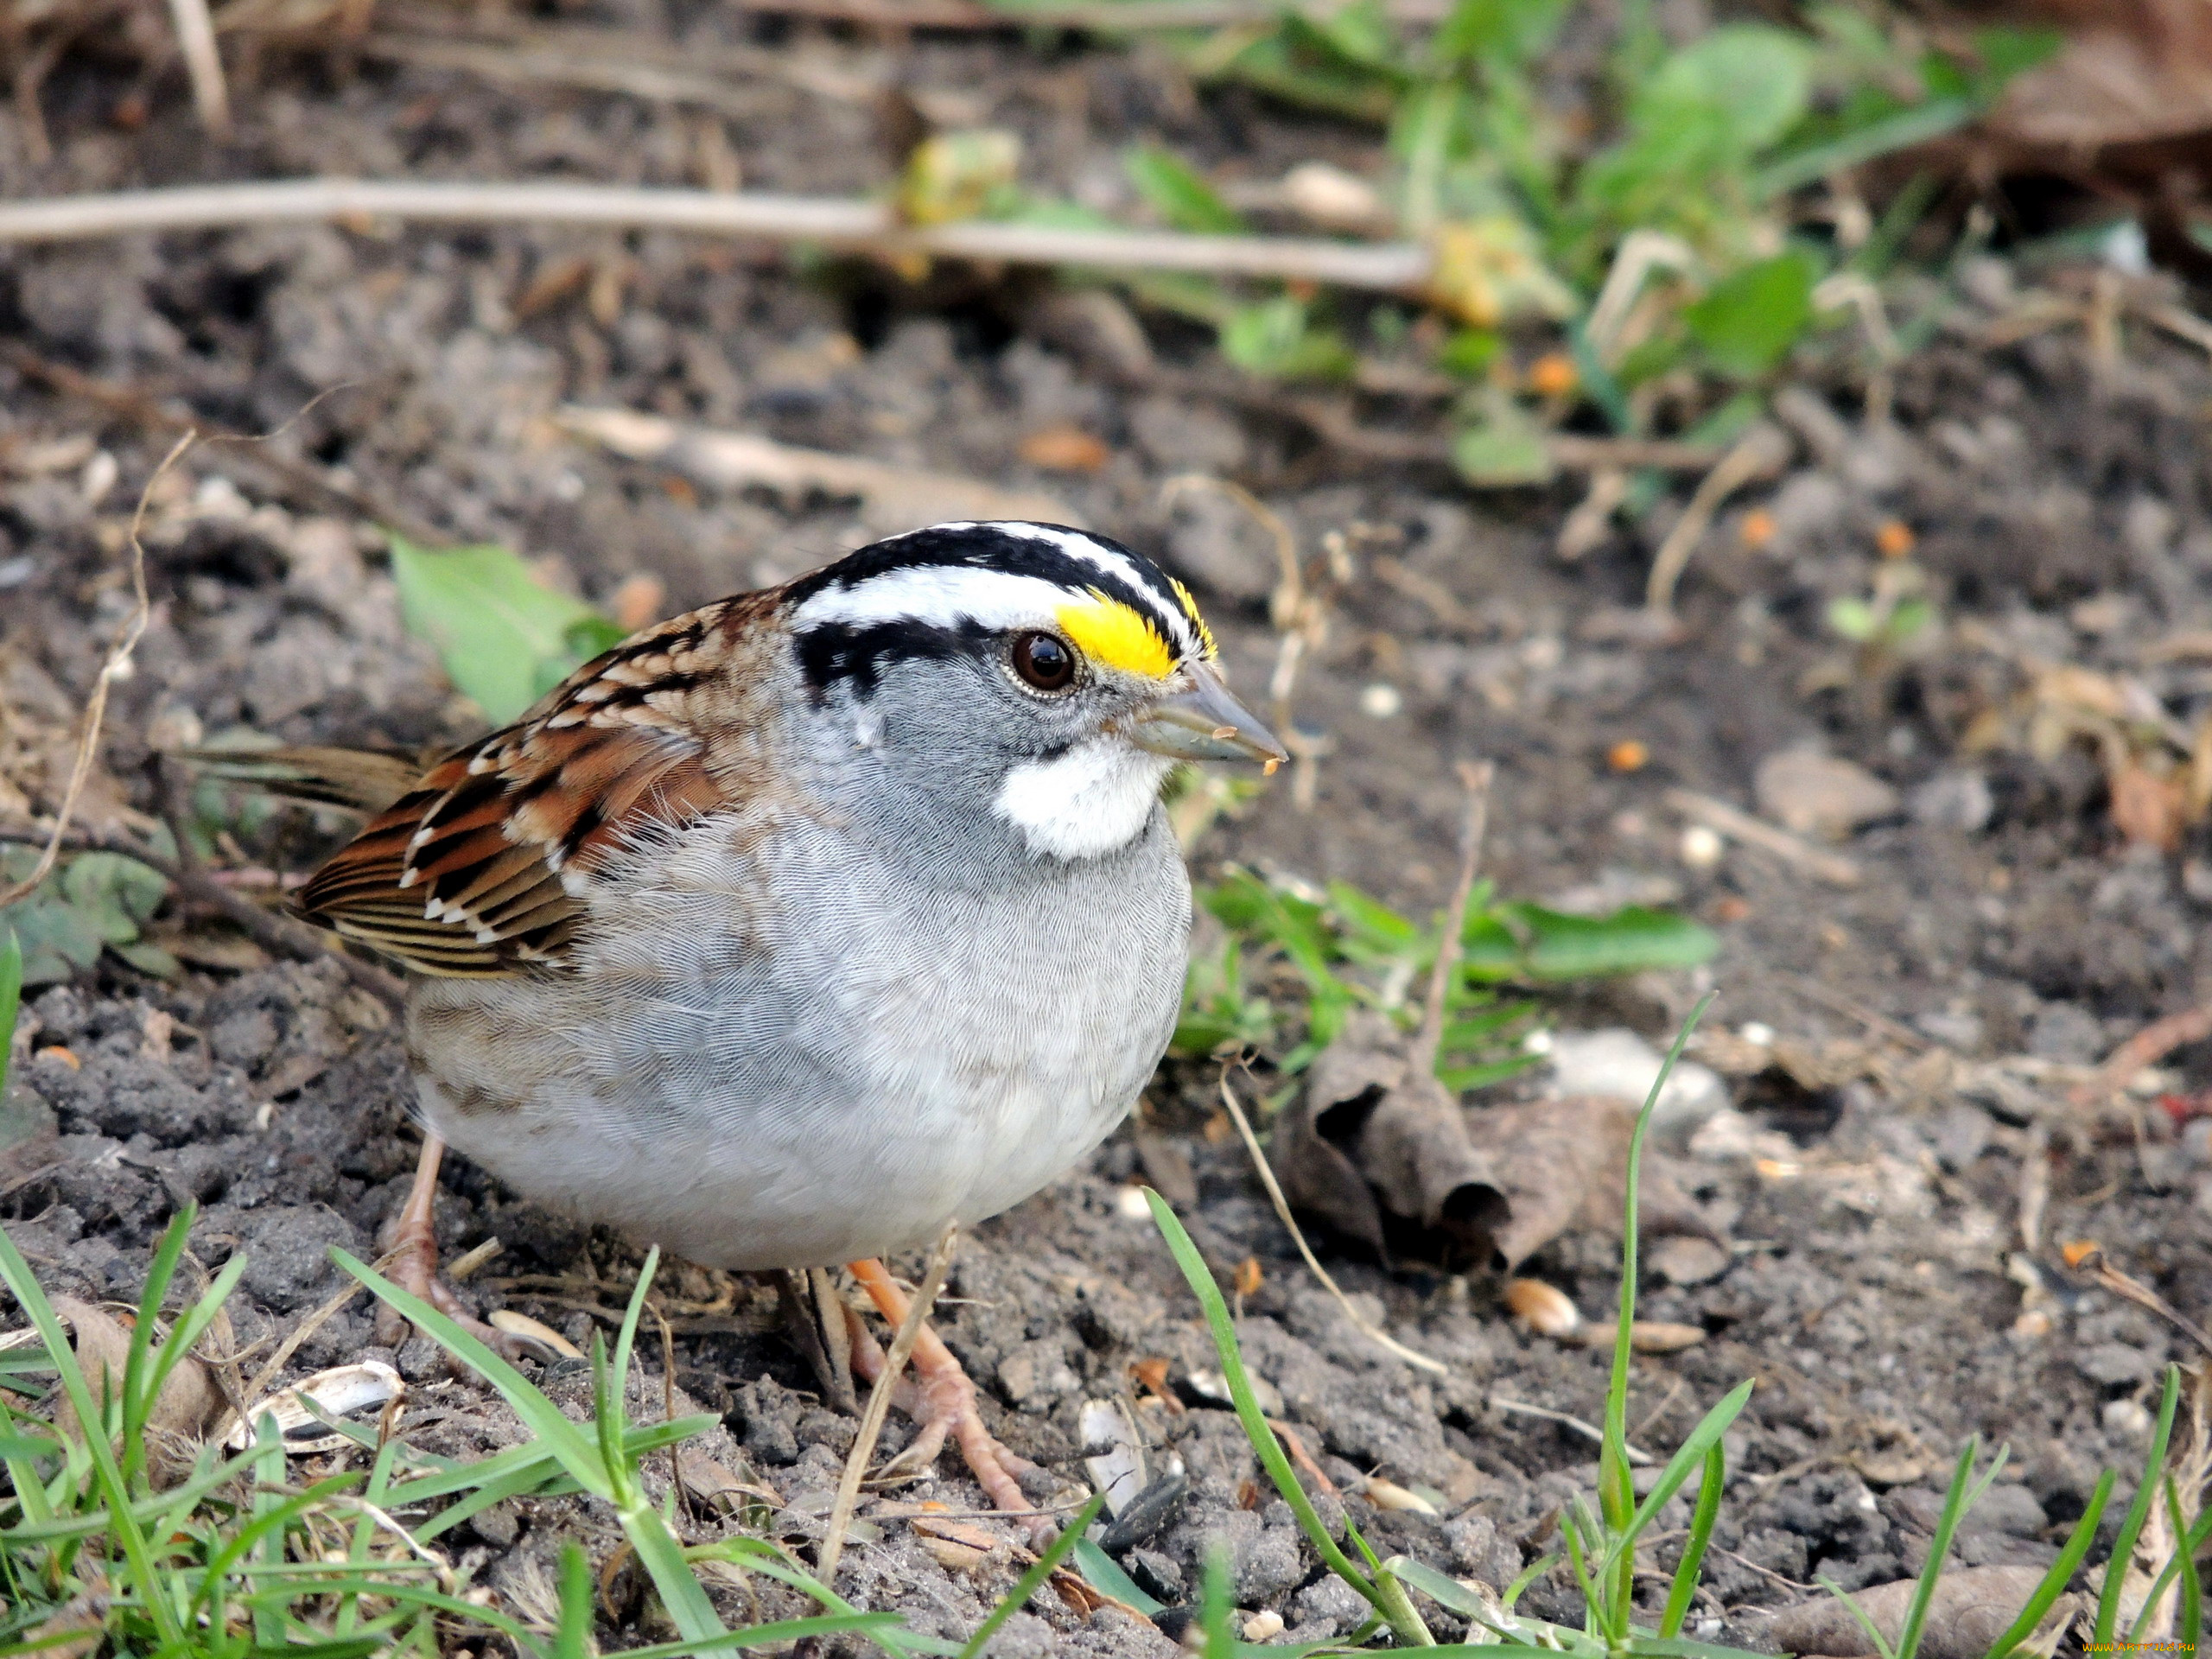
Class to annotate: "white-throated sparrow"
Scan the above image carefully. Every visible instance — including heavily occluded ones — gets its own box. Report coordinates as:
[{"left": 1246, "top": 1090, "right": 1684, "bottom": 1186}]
[{"left": 287, "top": 521, "right": 1282, "bottom": 1523}]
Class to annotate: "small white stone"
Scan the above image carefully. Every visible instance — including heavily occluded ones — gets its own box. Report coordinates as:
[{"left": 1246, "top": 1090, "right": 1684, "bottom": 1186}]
[
  {"left": 1359, "top": 682, "right": 1403, "bottom": 719},
  {"left": 1241, "top": 1611, "right": 1285, "bottom": 1642},
  {"left": 1521, "top": 1028, "right": 1554, "bottom": 1056},
  {"left": 1115, "top": 1185, "right": 1153, "bottom": 1219},
  {"left": 2104, "top": 1398, "right": 2153, "bottom": 1439},
  {"left": 1680, "top": 824, "right": 1724, "bottom": 868},
  {"left": 1738, "top": 1021, "right": 1775, "bottom": 1047}
]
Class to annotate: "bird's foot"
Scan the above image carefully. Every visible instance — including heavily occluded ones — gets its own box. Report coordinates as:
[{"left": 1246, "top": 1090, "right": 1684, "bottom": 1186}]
[
  {"left": 377, "top": 1134, "right": 543, "bottom": 1362},
  {"left": 847, "top": 1258, "right": 1057, "bottom": 1548}
]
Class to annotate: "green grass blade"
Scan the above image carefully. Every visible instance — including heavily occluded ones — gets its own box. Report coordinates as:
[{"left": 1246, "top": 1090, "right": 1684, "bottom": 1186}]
[
  {"left": 137, "top": 1253, "right": 248, "bottom": 1436},
  {"left": 2098, "top": 1365, "right": 2183, "bottom": 1646},
  {"left": 1982, "top": 1469, "right": 2111, "bottom": 1659},
  {"left": 1815, "top": 1575, "right": 1897, "bottom": 1659},
  {"left": 1894, "top": 1437, "right": 1987, "bottom": 1659},
  {"left": 588, "top": 1331, "right": 631, "bottom": 1508},
  {"left": 2164, "top": 1476, "right": 2202, "bottom": 1659},
  {"left": 954, "top": 1490, "right": 1106, "bottom": 1659},
  {"left": 119, "top": 1204, "right": 197, "bottom": 1490},
  {"left": 0, "top": 926, "right": 20, "bottom": 1099},
  {"left": 2124, "top": 1497, "right": 2212, "bottom": 1644},
  {"left": 1601, "top": 992, "right": 1715, "bottom": 1632},
  {"left": 0, "top": 1221, "right": 184, "bottom": 1647},
  {"left": 1602, "top": 1379, "right": 1753, "bottom": 1581},
  {"left": 1199, "top": 1546, "right": 1235, "bottom": 1659},
  {"left": 1659, "top": 1441, "right": 1726, "bottom": 1638},
  {"left": 1561, "top": 1498, "right": 1607, "bottom": 1641},
  {"left": 622, "top": 1502, "right": 726, "bottom": 1646},
  {"left": 331, "top": 1249, "right": 607, "bottom": 1497},
  {"left": 1071, "top": 1534, "right": 1160, "bottom": 1613},
  {"left": 1143, "top": 1189, "right": 1398, "bottom": 1621},
  {"left": 551, "top": 1542, "right": 593, "bottom": 1659}
]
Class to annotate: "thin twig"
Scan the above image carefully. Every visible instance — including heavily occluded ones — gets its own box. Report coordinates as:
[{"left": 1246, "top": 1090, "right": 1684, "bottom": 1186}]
[
  {"left": 2070, "top": 1001, "right": 2212, "bottom": 1110},
  {"left": 0, "top": 180, "right": 1434, "bottom": 289},
  {"left": 165, "top": 0, "right": 232, "bottom": 134},
  {"left": 1488, "top": 1395, "right": 1654, "bottom": 1465},
  {"left": 2065, "top": 1245, "right": 2212, "bottom": 1360},
  {"left": 1217, "top": 1076, "right": 1446, "bottom": 1376},
  {"left": 0, "top": 431, "right": 175, "bottom": 910},
  {"left": 1407, "top": 760, "right": 1493, "bottom": 1078},
  {"left": 818, "top": 1225, "right": 958, "bottom": 1585},
  {"left": 1663, "top": 788, "right": 1864, "bottom": 888},
  {"left": 1643, "top": 423, "right": 1792, "bottom": 617}
]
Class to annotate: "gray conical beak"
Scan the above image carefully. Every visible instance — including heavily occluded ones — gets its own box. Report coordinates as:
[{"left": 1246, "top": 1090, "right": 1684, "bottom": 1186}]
[{"left": 1128, "top": 662, "right": 1287, "bottom": 771}]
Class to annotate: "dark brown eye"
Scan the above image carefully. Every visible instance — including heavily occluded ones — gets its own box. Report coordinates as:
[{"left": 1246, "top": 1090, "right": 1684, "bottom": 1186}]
[{"left": 1011, "top": 631, "right": 1076, "bottom": 691}]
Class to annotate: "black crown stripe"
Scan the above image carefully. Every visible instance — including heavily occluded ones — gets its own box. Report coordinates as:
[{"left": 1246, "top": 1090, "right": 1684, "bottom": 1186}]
[{"left": 783, "top": 523, "right": 1193, "bottom": 648}]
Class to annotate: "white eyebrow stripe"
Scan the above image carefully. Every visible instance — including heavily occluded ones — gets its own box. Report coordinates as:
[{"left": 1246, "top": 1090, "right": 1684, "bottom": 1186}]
[
  {"left": 817, "top": 521, "right": 1204, "bottom": 656},
  {"left": 789, "top": 565, "right": 1069, "bottom": 634}
]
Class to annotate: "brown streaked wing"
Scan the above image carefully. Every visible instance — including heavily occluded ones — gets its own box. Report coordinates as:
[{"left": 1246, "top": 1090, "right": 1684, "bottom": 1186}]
[{"left": 295, "top": 598, "right": 750, "bottom": 976}]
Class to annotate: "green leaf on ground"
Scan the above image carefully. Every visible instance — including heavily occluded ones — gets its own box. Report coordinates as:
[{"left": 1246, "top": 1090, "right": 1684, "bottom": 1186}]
[
  {"left": 1683, "top": 248, "right": 1821, "bottom": 378},
  {"left": 389, "top": 536, "right": 621, "bottom": 725},
  {"left": 1126, "top": 147, "right": 1245, "bottom": 234}
]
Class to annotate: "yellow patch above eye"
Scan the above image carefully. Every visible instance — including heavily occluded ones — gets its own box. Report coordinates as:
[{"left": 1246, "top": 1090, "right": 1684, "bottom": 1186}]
[
  {"left": 1055, "top": 593, "right": 1177, "bottom": 680},
  {"left": 1170, "top": 577, "right": 1217, "bottom": 660}
]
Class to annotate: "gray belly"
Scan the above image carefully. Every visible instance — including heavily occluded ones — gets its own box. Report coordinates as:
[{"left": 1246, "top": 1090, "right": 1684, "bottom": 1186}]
[{"left": 409, "top": 810, "right": 1191, "bottom": 1267}]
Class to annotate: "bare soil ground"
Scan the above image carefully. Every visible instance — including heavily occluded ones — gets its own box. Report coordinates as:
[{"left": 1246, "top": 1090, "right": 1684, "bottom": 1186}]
[{"left": 2, "top": 15, "right": 2209, "bottom": 1656}]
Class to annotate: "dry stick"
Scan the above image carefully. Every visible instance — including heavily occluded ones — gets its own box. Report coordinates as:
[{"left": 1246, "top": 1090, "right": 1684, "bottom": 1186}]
[
  {"left": 1643, "top": 423, "right": 1793, "bottom": 617},
  {"left": 0, "top": 432, "right": 176, "bottom": 912},
  {"left": 1407, "top": 760, "right": 1493, "bottom": 1081},
  {"left": 1217, "top": 1077, "right": 1446, "bottom": 1377},
  {"left": 817, "top": 1225, "right": 959, "bottom": 1586},
  {"left": 1486, "top": 1395, "right": 1654, "bottom": 1465},
  {"left": 2070, "top": 1001, "right": 2212, "bottom": 1110},
  {"left": 0, "top": 180, "right": 1433, "bottom": 289},
  {"left": 1663, "top": 788, "right": 1863, "bottom": 889},
  {"left": 2068, "top": 1246, "right": 2212, "bottom": 1361},
  {"left": 165, "top": 0, "right": 232, "bottom": 134}
]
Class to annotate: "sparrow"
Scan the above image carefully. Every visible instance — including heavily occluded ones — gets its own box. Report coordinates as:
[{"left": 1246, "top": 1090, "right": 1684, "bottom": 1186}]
[{"left": 282, "top": 520, "right": 1283, "bottom": 1523}]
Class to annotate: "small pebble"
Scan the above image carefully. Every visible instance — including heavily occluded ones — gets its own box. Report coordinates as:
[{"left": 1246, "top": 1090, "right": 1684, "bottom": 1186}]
[
  {"left": 1242, "top": 1611, "right": 1285, "bottom": 1642},
  {"left": 2104, "top": 1398, "right": 2153, "bottom": 1439},
  {"left": 1358, "top": 682, "right": 1402, "bottom": 718},
  {"left": 1680, "top": 824, "right": 1724, "bottom": 868},
  {"left": 1738, "top": 1021, "right": 1775, "bottom": 1046},
  {"left": 1115, "top": 1184, "right": 1153, "bottom": 1219}
]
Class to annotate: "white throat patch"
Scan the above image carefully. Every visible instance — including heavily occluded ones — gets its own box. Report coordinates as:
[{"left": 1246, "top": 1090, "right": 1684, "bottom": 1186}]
[{"left": 994, "top": 737, "right": 1173, "bottom": 859}]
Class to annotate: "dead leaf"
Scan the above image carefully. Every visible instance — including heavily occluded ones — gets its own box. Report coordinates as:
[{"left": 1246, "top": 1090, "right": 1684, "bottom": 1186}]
[
  {"left": 2109, "top": 760, "right": 2187, "bottom": 849},
  {"left": 1017, "top": 423, "right": 1110, "bottom": 474},
  {"left": 49, "top": 1295, "right": 224, "bottom": 1485},
  {"left": 1767, "top": 1566, "right": 2067, "bottom": 1659},
  {"left": 1271, "top": 1013, "right": 1510, "bottom": 1270},
  {"left": 1463, "top": 1095, "right": 1716, "bottom": 1271}
]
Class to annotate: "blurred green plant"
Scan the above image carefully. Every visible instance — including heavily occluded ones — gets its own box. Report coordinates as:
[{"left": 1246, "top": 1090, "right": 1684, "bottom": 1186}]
[
  {"left": 1176, "top": 865, "right": 1716, "bottom": 1081},
  {"left": 0, "top": 833, "right": 177, "bottom": 985},
  {"left": 1021, "top": 1, "right": 2057, "bottom": 483},
  {"left": 389, "top": 535, "right": 627, "bottom": 726},
  {"left": 0, "top": 927, "right": 20, "bottom": 1097}
]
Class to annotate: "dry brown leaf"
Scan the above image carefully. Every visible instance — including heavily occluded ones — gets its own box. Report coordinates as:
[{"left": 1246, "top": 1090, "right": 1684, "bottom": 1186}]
[
  {"left": 1462, "top": 1096, "right": 1717, "bottom": 1271},
  {"left": 1016, "top": 423, "right": 1110, "bottom": 474},
  {"left": 49, "top": 1295, "right": 224, "bottom": 1485},
  {"left": 1269, "top": 1013, "right": 1510, "bottom": 1270},
  {"left": 1767, "top": 1566, "right": 2066, "bottom": 1659},
  {"left": 2109, "top": 760, "right": 2188, "bottom": 849}
]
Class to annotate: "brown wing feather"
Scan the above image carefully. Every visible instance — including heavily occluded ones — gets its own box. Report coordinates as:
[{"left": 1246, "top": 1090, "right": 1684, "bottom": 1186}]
[{"left": 296, "top": 595, "right": 765, "bottom": 977}]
